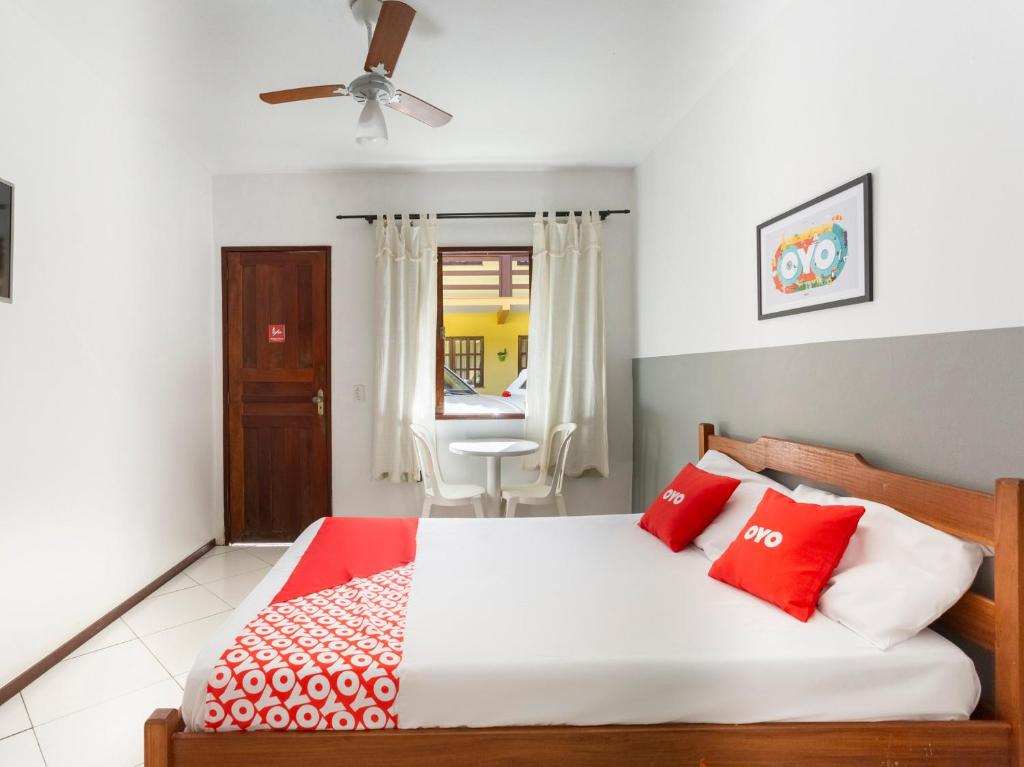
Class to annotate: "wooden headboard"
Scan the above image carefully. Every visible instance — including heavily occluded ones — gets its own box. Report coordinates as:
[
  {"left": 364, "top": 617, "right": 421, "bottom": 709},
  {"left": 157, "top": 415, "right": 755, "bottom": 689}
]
[{"left": 697, "top": 423, "right": 1023, "bottom": 731}]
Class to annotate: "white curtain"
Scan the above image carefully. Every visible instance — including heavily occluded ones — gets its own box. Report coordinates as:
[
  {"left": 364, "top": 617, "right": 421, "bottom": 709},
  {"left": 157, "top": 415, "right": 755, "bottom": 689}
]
[
  {"left": 372, "top": 214, "right": 438, "bottom": 482},
  {"left": 526, "top": 211, "right": 609, "bottom": 477}
]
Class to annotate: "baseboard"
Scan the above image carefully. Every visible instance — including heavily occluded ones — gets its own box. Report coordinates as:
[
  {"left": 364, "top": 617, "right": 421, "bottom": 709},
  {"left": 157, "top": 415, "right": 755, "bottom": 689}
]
[{"left": 0, "top": 538, "right": 216, "bottom": 706}]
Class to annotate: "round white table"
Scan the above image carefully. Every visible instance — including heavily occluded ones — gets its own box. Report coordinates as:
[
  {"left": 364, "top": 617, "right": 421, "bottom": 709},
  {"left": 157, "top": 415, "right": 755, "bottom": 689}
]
[{"left": 449, "top": 438, "right": 539, "bottom": 518}]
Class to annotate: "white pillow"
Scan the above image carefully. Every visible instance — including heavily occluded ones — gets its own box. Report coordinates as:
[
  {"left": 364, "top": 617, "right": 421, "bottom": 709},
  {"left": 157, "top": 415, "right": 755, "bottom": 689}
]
[
  {"left": 793, "top": 484, "right": 986, "bottom": 650},
  {"left": 693, "top": 450, "right": 793, "bottom": 561}
]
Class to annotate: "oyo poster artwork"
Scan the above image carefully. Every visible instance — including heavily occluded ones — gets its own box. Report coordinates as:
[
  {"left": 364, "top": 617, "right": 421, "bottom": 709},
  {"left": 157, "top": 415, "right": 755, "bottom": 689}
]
[{"left": 771, "top": 215, "right": 848, "bottom": 294}]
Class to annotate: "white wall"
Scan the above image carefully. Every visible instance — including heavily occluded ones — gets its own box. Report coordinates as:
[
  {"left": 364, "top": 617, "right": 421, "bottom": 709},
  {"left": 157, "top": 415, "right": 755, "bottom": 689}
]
[
  {"left": 634, "top": 0, "right": 1024, "bottom": 360},
  {"left": 212, "top": 169, "right": 635, "bottom": 532},
  {"left": 0, "top": 1, "right": 216, "bottom": 687}
]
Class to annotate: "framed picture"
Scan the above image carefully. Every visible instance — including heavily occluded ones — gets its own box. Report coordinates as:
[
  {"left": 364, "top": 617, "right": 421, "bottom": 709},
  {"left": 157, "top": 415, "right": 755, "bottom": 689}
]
[
  {"left": 757, "top": 173, "right": 872, "bottom": 320},
  {"left": 0, "top": 177, "right": 12, "bottom": 303}
]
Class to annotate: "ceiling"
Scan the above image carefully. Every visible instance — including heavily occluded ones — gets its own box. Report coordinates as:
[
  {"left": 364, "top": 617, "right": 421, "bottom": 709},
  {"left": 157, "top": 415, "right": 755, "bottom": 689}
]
[{"left": 19, "top": 0, "right": 788, "bottom": 174}]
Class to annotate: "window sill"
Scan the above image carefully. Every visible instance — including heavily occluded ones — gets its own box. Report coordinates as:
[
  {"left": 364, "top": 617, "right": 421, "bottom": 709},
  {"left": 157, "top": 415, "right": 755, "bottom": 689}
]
[{"left": 435, "top": 412, "right": 526, "bottom": 421}]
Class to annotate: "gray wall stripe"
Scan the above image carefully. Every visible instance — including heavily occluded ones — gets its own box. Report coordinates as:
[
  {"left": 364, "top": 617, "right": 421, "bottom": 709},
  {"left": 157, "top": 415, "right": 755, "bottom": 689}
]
[{"left": 633, "top": 326, "right": 1024, "bottom": 514}]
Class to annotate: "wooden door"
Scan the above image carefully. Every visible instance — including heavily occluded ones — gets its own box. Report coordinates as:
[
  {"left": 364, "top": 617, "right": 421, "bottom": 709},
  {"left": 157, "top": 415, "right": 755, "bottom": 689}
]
[{"left": 223, "top": 247, "right": 331, "bottom": 542}]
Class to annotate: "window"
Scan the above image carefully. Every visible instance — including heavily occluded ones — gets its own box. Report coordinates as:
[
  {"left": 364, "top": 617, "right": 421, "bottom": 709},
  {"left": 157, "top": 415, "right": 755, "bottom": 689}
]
[
  {"left": 444, "top": 336, "right": 484, "bottom": 387},
  {"left": 517, "top": 335, "right": 528, "bottom": 373},
  {"left": 436, "top": 247, "right": 531, "bottom": 419}
]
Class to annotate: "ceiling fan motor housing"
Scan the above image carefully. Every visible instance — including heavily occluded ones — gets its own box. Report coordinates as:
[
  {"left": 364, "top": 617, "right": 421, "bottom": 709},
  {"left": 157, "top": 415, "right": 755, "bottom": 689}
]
[{"left": 347, "top": 71, "right": 397, "bottom": 105}]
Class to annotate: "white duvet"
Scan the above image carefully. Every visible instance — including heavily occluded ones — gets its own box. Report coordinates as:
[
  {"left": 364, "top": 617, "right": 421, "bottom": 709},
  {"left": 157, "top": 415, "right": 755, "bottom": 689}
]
[{"left": 184, "top": 514, "right": 980, "bottom": 731}]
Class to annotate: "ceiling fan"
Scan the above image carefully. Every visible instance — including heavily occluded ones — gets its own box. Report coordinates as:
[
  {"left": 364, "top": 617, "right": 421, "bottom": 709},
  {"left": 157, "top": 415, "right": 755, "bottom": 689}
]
[{"left": 259, "top": 0, "right": 452, "bottom": 146}]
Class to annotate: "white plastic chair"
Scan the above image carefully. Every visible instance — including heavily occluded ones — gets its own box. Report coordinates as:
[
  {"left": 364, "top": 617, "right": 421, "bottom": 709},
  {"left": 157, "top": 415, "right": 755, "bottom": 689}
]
[
  {"left": 502, "top": 422, "right": 577, "bottom": 517},
  {"left": 409, "top": 424, "right": 486, "bottom": 519}
]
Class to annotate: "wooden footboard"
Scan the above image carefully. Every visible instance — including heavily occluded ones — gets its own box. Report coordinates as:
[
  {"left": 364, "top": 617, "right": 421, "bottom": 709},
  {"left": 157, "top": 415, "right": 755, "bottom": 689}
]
[{"left": 146, "top": 710, "right": 1011, "bottom": 767}]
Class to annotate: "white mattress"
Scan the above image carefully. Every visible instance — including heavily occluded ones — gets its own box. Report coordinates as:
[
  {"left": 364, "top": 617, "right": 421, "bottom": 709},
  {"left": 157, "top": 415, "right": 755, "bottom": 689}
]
[{"left": 184, "top": 514, "right": 980, "bottom": 731}]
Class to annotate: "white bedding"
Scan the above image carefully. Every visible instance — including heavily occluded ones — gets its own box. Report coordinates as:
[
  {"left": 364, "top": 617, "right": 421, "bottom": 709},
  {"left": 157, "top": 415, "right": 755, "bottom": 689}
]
[{"left": 184, "top": 514, "right": 980, "bottom": 731}]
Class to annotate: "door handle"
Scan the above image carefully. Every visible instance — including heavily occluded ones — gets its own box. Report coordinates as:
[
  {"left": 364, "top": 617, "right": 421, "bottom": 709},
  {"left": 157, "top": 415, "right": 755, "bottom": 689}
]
[{"left": 312, "top": 388, "right": 325, "bottom": 416}]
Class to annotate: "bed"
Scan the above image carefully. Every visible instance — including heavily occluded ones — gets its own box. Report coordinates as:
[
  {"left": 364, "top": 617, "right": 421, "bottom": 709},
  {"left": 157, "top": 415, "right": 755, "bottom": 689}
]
[{"left": 146, "top": 423, "right": 1024, "bottom": 766}]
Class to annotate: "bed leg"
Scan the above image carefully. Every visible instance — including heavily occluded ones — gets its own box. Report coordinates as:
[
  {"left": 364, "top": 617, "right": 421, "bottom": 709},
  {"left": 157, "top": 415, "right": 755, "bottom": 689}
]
[
  {"left": 145, "top": 708, "right": 181, "bottom": 767},
  {"left": 995, "top": 479, "right": 1024, "bottom": 766}
]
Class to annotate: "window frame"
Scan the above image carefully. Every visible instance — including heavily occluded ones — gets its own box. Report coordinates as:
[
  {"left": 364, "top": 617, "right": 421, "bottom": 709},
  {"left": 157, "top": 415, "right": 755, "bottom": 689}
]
[{"left": 436, "top": 246, "right": 532, "bottom": 420}]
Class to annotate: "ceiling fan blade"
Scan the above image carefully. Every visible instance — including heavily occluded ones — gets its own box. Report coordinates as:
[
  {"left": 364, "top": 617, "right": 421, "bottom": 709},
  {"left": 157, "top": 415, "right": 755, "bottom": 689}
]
[
  {"left": 365, "top": 1, "right": 416, "bottom": 76},
  {"left": 259, "top": 85, "right": 348, "bottom": 104},
  {"left": 388, "top": 90, "right": 453, "bottom": 127}
]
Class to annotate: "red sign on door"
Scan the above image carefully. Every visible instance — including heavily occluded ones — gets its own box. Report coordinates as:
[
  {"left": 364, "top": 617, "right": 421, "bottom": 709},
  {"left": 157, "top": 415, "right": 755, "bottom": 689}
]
[{"left": 268, "top": 324, "right": 286, "bottom": 343}]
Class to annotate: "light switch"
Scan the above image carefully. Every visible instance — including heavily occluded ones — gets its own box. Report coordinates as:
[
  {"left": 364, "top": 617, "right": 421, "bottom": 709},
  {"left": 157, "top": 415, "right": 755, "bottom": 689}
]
[{"left": 353, "top": 384, "right": 366, "bottom": 402}]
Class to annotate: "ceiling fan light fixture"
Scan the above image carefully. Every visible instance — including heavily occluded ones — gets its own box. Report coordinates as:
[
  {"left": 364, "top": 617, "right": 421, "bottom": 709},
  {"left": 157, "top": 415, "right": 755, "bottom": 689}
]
[{"left": 355, "top": 98, "right": 389, "bottom": 146}]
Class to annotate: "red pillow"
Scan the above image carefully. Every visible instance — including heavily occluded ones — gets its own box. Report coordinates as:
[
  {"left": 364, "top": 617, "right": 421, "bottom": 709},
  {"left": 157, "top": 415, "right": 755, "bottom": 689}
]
[
  {"left": 708, "top": 489, "right": 864, "bottom": 621},
  {"left": 639, "top": 464, "right": 741, "bottom": 552}
]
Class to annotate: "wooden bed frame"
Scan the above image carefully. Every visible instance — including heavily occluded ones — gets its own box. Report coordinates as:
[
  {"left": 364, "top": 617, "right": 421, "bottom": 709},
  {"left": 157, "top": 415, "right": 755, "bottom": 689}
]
[{"left": 146, "top": 423, "right": 1024, "bottom": 766}]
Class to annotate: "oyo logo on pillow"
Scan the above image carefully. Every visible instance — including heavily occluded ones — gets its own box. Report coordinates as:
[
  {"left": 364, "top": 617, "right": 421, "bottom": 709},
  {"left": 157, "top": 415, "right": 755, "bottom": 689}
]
[
  {"left": 772, "top": 217, "right": 848, "bottom": 295},
  {"left": 662, "top": 489, "right": 686, "bottom": 505},
  {"left": 744, "top": 524, "right": 784, "bottom": 548}
]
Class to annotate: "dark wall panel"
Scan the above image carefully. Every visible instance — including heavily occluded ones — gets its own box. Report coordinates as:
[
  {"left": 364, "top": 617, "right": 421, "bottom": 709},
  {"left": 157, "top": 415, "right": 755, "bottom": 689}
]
[{"left": 633, "top": 326, "right": 1024, "bottom": 513}]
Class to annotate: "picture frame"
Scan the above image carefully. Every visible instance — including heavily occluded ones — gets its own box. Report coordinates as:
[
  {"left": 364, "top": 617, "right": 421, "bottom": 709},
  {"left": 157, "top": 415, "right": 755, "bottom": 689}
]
[
  {"left": 0, "top": 177, "right": 12, "bottom": 303},
  {"left": 757, "top": 173, "right": 872, "bottom": 320}
]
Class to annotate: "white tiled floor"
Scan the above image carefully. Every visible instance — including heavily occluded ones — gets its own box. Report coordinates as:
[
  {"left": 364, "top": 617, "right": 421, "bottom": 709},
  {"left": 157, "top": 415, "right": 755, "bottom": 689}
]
[
  {"left": 0, "top": 545, "right": 287, "bottom": 767},
  {"left": 65, "top": 620, "right": 137, "bottom": 660},
  {"left": 140, "top": 614, "right": 235, "bottom": 677},
  {"left": 201, "top": 566, "right": 271, "bottom": 608},
  {"left": 0, "top": 693, "right": 32, "bottom": 737},
  {"left": 183, "top": 549, "right": 268, "bottom": 585},
  {"left": 121, "top": 585, "right": 229, "bottom": 638}
]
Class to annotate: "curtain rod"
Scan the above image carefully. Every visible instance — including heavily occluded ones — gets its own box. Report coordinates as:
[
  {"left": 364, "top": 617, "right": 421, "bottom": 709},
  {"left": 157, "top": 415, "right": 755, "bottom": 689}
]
[{"left": 335, "top": 209, "right": 631, "bottom": 224}]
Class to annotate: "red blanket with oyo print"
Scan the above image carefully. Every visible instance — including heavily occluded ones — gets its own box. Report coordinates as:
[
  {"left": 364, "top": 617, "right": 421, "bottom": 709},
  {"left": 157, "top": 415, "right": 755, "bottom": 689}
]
[{"left": 203, "top": 518, "right": 418, "bottom": 732}]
